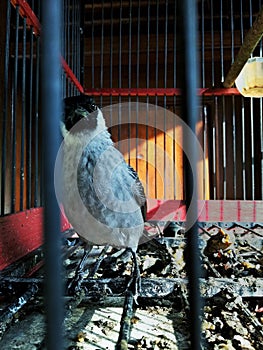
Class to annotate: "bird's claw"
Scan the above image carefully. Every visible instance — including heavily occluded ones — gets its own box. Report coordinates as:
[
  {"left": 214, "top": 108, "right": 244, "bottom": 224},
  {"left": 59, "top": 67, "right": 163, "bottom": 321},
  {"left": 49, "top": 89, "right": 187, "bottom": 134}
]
[
  {"left": 133, "top": 276, "right": 141, "bottom": 305},
  {"left": 126, "top": 272, "right": 141, "bottom": 304},
  {"left": 67, "top": 273, "right": 85, "bottom": 296}
]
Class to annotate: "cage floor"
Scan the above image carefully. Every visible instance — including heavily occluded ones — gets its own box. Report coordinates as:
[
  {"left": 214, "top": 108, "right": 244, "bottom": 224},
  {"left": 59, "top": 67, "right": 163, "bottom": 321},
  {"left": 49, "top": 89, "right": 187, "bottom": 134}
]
[{"left": 0, "top": 222, "right": 262, "bottom": 349}]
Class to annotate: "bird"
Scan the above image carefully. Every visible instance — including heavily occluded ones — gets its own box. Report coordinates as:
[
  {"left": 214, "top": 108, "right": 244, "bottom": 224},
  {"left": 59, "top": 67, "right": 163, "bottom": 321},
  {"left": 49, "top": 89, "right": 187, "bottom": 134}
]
[{"left": 60, "top": 94, "right": 147, "bottom": 301}]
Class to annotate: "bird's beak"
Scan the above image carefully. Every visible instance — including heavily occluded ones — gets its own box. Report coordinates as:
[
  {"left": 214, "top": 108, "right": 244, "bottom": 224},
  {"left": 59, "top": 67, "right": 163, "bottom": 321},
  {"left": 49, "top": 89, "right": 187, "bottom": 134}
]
[{"left": 74, "top": 107, "right": 89, "bottom": 120}]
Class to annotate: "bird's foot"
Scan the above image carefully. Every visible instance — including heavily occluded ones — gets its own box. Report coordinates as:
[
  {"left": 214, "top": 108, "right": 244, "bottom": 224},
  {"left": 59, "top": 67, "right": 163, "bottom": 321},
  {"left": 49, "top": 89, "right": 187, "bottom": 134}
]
[
  {"left": 126, "top": 272, "right": 141, "bottom": 304},
  {"left": 125, "top": 248, "right": 141, "bottom": 304},
  {"left": 67, "top": 272, "right": 86, "bottom": 296},
  {"left": 67, "top": 244, "right": 92, "bottom": 296}
]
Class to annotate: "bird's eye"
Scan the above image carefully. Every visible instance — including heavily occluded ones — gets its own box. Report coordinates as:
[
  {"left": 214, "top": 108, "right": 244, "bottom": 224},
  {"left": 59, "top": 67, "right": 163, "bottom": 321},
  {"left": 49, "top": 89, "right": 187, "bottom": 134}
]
[{"left": 87, "top": 103, "right": 97, "bottom": 113}]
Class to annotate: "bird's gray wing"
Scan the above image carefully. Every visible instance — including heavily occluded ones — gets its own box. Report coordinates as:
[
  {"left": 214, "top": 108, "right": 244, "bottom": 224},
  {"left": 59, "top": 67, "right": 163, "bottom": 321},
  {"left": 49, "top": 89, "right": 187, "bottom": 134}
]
[
  {"left": 77, "top": 141, "right": 145, "bottom": 229},
  {"left": 126, "top": 164, "right": 147, "bottom": 222}
]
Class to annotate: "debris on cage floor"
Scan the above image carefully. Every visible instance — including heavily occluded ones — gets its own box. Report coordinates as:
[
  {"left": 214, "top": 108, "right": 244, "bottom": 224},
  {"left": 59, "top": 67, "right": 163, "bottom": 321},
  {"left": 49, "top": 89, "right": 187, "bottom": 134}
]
[{"left": 0, "top": 223, "right": 262, "bottom": 349}]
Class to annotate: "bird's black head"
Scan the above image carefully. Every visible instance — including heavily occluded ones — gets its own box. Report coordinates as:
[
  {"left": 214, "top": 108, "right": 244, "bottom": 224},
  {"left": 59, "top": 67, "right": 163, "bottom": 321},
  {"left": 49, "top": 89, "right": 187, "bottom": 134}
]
[{"left": 63, "top": 94, "right": 98, "bottom": 131}]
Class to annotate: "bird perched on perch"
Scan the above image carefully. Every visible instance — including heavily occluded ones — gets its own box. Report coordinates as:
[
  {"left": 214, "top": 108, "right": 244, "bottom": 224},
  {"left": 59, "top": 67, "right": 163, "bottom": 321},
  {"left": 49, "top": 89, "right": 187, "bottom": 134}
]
[{"left": 60, "top": 94, "right": 147, "bottom": 301}]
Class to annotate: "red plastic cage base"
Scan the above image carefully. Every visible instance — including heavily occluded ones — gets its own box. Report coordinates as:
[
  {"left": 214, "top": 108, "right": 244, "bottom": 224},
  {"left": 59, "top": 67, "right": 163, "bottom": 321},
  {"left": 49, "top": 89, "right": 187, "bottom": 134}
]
[{"left": 0, "top": 200, "right": 262, "bottom": 270}]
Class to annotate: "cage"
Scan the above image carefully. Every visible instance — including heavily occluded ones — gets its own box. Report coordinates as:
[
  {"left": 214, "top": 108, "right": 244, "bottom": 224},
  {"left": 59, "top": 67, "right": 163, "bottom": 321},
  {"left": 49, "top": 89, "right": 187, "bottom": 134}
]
[{"left": 0, "top": 1, "right": 263, "bottom": 349}]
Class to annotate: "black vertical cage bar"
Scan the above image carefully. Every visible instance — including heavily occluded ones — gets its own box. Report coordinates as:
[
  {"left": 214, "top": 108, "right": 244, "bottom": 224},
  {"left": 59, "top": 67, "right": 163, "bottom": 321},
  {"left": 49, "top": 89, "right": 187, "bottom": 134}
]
[
  {"left": 20, "top": 17, "right": 27, "bottom": 211},
  {"left": 261, "top": 98, "right": 263, "bottom": 199},
  {"left": 173, "top": 0, "right": 177, "bottom": 199},
  {"left": 118, "top": 0, "right": 123, "bottom": 142},
  {"left": 79, "top": 0, "right": 85, "bottom": 86},
  {"left": 155, "top": 0, "right": 159, "bottom": 91},
  {"left": 27, "top": 26, "right": 34, "bottom": 209},
  {"left": 73, "top": 0, "right": 76, "bottom": 95},
  {"left": 230, "top": 0, "right": 237, "bottom": 199},
  {"left": 230, "top": 0, "right": 234, "bottom": 63},
  {"left": 163, "top": 103, "right": 167, "bottom": 200},
  {"left": 259, "top": 0, "right": 263, "bottom": 199},
  {"left": 240, "top": 1, "right": 246, "bottom": 199},
  {"left": 64, "top": 0, "right": 67, "bottom": 97},
  {"left": 100, "top": 0, "right": 104, "bottom": 107},
  {"left": 145, "top": 1, "right": 150, "bottom": 196},
  {"left": 41, "top": 0, "right": 64, "bottom": 349},
  {"left": 155, "top": 0, "right": 159, "bottom": 199},
  {"left": 146, "top": 1, "right": 150, "bottom": 90},
  {"left": 145, "top": 1, "right": 150, "bottom": 197},
  {"left": 71, "top": 0, "right": 73, "bottom": 91},
  {"left": 146, "top": 96, "right": 149, "bottom": 198},
  {"left": 260, "top": 77, "right": 263, "bottom": 195},
  {"left": 136, "top": 1, "right": 140, "bottom": 173},
  {"left": 66, "top": 0, "right": 70, "bottom": 95},
  {"left": 128, "top": 0, "right": 132, "bottom": 164},
  {"left": 109, "top": 0, "right": 113, "bottom": 110},
  {"left": 1, "top": 0, "right": 11, "bottom": 215},
  {"left": 163, "top": 0, "right": 168, "bottom": 199},
  {"left": 249, "top": 4, "right": 255, "bottom": 200},
  {"left": 75, "top": 0, "right": 78, "bottom": 95},
  {"left": 61, "top": 0, "right": 64, "bottom": 94},
  {"left": 203, "top": 105, "right": 208, "bottom": 199},
  {"left": 128, "top": 97, "right": 131, "bottom": 166},
  {"left": 241, "top": 97, "right": 246, "bottom": 199},
  {"left": 91, "top": 0, "right": 95, "bottom": 89},
  {"left": 201, "top": 0, "right": 206, "bottom": 198},
  {"left": 75, "top": 0, "right": 78, "bottom": 86},
  {"left": 128, "top": 0, "right": 132, "bottom": 89},
  {"left": 220, "top": 0, "right": 226, "bottom": 199},
  {"left": 222, "top": 96, "right": 227, "bottom": 199},
  {"left": 210, "top": 0, "right": 215, "bottom": 87},
  {"left": 259, "top": 6, "right": 263, "bottom": 200},
  {"left": 110, "top": 0, "right": 113, "bottom": 91},
  {"left": 220, "top": 0, "right": 224, "bottom": 83},
  {"left": 68, "top": 0, "right": 74, "bottom": 96},
  {"left": 11, "top": 6, "right": 20, "bottom": 213},
  {"left": 135, "top": 99, "right": 139, "bottom": 174},
  {"left": 67, "top": 0, "right": 71, "bottom": 95},
  {"left": 66, "top": 0, "right": 69, "bottom": 94},
  {"left": 249, "top": 2, "right": 254, "bottom": 199},
  {"left": 212, "top": 97, "right": 217, "bottom": 199},
  {"left": 119, "top": 0, "right": 123, "bottom": 84},
  {"left": 77, "top": 0, "right": 80, "bottom": 86},
  {"left": 154, "top": 100, "right": 158, "bottom": 198},
  {"left": 179, "top": 1, "right": 201, "bottom": 348},
  {"left": 232, "top": 95, "right": 237, "bottom": 199},
  {"left": 213, "top": 97, "right": 218, "bottom": 199},
  {"left": 34, "top": 37, "right": 40, "bottom": 207},
  {"left": 73, "top": 0, "right": 77, "bottom": 94},
  {"left": 71, "top": 0, "right": 74, "bottom": 94},
  {"left": 75, "top": 0, "right": 78, "bottom": 84},
  {"left": 250, "top": 99, "right": 255, "bottom": 200},
  {"left": 77, "top": 0, "right": 80, "bottom": 84},
  {"left": 69, "top": 0, "right": 73, "bottom": 95},
  {"left": 201, "top": 0, "right": 205, "bottom": 88},
  {"left": 71, "top": 1, "right": 74, "bottom": 96},
  {"left": 136, "top": 0, "right": 140, "bottom": 90}
]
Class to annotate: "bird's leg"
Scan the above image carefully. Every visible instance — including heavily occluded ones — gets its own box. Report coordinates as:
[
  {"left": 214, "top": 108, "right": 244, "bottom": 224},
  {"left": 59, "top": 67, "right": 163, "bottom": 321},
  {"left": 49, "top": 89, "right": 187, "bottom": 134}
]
[
  {"left": 68, "top": 243, "right": 92, "bottom": 295},
  {"left": 125, "top": 248, "right": 141, "bottom": 303},
  {"left": 89, "top": 245, "right": 109, "bottom": 277}
]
